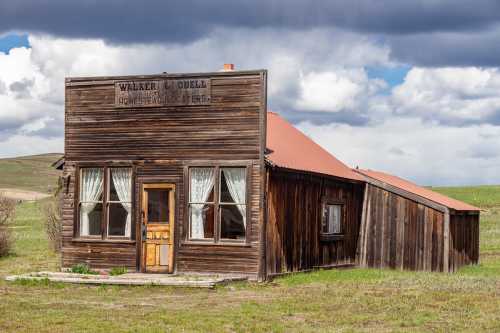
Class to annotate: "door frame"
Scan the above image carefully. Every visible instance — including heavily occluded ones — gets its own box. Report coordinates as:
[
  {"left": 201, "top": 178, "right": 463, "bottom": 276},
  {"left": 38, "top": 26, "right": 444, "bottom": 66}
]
[{"left": 140, "top": 183, "right": 176, "bottom": 273}]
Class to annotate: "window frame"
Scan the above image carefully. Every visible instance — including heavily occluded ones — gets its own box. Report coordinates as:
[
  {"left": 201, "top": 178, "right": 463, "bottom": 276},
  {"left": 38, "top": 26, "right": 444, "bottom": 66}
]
[
  {"left": 218, "top": 167, "right": 248, "bottom": 242},
  {"left": 184, "top": 163, "right": 250, "bottom": 245},
  {"left": 320, "top": 197, "right": 345, "bottom": 242},
  {"left": 77, "top": 167, "right": 104, "bottom": 239},
  {"left": 106, "top": 167, "right": 133, "bottom": 239},
  {"left": 74, "top": 164, "right": 134, "bottom": 242}
]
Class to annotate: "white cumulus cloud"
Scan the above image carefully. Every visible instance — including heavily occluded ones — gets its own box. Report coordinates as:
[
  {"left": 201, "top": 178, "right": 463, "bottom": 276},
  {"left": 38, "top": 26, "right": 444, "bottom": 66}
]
[{"left": 392, "top": 67, "right": 500, "bottom": 124}]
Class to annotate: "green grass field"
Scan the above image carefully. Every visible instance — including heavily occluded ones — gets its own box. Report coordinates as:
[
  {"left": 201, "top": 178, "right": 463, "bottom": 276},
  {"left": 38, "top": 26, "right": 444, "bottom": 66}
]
[
  {"left": 0, "top": 184, "right": 500, "bottom": 331},
  {"left": 0, "top": 153, "right": 62, "bottom": 194}
]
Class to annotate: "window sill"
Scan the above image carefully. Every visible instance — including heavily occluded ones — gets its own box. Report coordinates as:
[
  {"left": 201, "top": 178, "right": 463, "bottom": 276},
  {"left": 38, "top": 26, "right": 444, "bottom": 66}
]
[
  {"left": 181, "top": 240, "right": 252, "bottom": 247},
  {"left": 72, "top": 238, "right": 136, "bottom": 244},
  {"left": 320, "top": 234, "right": 344, "bottom": 242}
]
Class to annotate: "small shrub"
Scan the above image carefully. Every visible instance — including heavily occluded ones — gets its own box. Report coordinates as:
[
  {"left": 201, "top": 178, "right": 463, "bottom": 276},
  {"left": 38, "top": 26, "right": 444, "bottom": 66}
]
[
  {"left": 0, "top": 194, "right": 15, "bottom": 257},
  {"left": 42, "top": 181, "right": 63, "bottom": 252},
  {"left": 70, "top": 263, "right": 98, "bottom": 275},
  {"left": 109, "top": 266, "right": 128, "bottom": 276}
]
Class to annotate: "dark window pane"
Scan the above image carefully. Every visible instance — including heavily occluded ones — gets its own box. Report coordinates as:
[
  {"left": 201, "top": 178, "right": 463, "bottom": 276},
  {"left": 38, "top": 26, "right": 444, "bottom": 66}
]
[
  {"left": 147, "top": 189, "right": 169, "bottom": 223},
  {"left": 322, "top": 206, "right": 328, "bottom": 233},
  {"left": 220, "top": 205, "right": 245, "bottom": 240},
  {"left": 206, "top": 187, "right": 214, "bottom": 203},
  {"left": 189, "top": 203, "right": 214, "bottom": 239},
  {"left": 108, "top": 203, "right": 128, "bottom": 236},
  {"left": 80, "top": 203, "right": 102, "bottom": 236},
  {"left": 109, "top": 173, "right": 120, "bottom": 201},
  {"left": 220, "top": 172, "right": 234, "bottom": 203}
]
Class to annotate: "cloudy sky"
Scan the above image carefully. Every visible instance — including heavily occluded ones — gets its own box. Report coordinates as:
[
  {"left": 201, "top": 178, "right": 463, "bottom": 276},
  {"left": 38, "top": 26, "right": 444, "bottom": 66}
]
[{"left": 1, "top": 0, "right": 500, "bottom": 186}]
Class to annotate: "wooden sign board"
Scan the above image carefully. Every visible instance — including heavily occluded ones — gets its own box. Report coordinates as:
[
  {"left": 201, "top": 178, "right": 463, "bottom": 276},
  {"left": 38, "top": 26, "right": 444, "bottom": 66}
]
[{"left": 115, "top": 78, "right": 211, "bottom": 107}]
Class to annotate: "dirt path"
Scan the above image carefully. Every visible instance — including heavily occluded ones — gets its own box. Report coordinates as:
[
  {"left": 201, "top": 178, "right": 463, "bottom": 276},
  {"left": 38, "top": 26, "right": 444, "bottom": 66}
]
[{"left": 0, "top": 188, "right": 51, "bottom": 201}]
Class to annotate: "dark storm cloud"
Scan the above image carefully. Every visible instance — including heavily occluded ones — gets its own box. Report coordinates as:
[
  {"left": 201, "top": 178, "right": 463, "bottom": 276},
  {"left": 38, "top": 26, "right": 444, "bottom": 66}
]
[
  {"left": 1, "top": 0, "right": 500, "bottom": 44},
  {"left": 388, "top": 25, "right": 500, "bottom": 67},
  {"left": 278, "top": 109, "right": 370, "bottom": 126}
]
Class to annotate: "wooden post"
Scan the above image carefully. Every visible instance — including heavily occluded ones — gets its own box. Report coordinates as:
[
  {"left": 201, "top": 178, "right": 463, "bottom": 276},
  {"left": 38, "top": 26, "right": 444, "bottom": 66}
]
[
  {"left": 356, "top": 184, "right": 369, "bottom": 267},
  {"left": 443, "top": 209, "right": 450, "bottom": 273}
]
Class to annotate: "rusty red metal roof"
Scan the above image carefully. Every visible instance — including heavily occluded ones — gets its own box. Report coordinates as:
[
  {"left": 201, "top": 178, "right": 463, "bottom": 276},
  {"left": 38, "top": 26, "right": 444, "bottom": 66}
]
[
  {"left": 266, "top": 112, "right": 364, "bottom": 182},
  {"left": 356, "top": 169, "right": 480, "bottom": 211}
]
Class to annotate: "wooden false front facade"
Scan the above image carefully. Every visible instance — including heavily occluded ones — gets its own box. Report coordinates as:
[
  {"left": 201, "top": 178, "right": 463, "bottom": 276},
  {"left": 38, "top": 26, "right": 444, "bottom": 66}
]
[{"left": 62, "top": 70, "right": 267, "bottom": 280}]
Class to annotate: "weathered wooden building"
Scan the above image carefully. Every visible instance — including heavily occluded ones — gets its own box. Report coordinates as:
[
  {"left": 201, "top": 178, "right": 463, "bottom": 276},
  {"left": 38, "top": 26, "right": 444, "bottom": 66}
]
[
  {"left": 355, "top": 169, "right": 480, "bottom": 272},
  {"left": 264, "top": 113, "right": 366, "bottom": 277},
  {"left": 58, "top": 67, "right": 479, "bottom": 280}
]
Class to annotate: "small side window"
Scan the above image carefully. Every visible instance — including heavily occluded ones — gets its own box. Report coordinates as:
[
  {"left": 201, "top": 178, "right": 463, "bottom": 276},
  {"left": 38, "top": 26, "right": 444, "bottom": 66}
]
[{"left": 322, "top": 204, "right": 342, "bottom": 235}]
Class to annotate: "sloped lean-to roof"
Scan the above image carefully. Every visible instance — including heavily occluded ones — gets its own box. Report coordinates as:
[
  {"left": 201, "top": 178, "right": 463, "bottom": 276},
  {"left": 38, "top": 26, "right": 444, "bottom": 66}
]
[
  {"left": 266, "top": 112, "right": 363, "bottom": 182},
  {"left": 355, "top": 169, "right": 480, "bottom": 212}
]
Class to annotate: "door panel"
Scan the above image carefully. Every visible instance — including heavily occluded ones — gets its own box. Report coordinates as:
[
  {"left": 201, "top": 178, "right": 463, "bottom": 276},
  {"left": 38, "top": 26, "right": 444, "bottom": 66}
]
[{"left": 141, "top": 184, "right": 175, "bottom": 273}]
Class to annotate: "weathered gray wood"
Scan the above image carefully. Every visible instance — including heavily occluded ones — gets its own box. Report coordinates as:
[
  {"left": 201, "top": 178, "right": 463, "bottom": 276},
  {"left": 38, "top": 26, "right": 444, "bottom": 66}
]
[
  {"left": 355, "top": 184, "right": 369, "bottom": 267},
  {"left": 358, "top": 183, "right": 452, "bottom": 272},
  {"left": 443, "top": 209, "right": 450, "bottom": 272}
]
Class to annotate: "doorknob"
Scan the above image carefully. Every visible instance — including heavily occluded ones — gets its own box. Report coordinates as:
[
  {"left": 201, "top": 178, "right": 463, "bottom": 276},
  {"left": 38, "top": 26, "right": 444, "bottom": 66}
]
[{"left": 141, "top": 223, "right": 147, "bottom": 240}]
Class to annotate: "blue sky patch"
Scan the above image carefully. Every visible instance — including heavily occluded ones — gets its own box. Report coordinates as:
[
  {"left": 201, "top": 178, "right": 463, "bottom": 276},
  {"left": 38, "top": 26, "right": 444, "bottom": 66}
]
[
  {"left": 366, "top": 65, "right": 411, "bottom": 88},
  {"left": 0, "top": 34, "right": 30, "bottom": 54}
]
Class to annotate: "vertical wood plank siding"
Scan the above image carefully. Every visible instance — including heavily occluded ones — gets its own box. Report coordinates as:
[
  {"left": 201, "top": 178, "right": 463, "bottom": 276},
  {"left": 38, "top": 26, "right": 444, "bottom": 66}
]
[
  {"left": 449, "top": 213, "right": 480, "bottom": 272},
  {"left": 265, "top": 168, "right": 364, "bottom": 275},
  {"left": 62, "top": 71, "right": 266, "bottom": 277},
  {"left": 357, "top": 184, "right": 479, "bottom": 272},
  {"left": 357, "top": 184, "right": 446, "bottom": 272}
]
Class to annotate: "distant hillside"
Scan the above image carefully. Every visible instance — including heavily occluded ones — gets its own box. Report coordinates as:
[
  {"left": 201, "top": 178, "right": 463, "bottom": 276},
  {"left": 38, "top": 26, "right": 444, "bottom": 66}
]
[
  {"left": 430, "top": 185, "right": 500, "bottom": 209},
  {"left": 0, "top": 153, "right": 62, "bottom": 194}
]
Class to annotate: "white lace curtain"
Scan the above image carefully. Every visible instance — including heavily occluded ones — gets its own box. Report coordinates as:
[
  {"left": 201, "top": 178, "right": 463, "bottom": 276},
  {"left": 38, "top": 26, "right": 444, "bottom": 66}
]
[
  {"left": 222, "top": 168, "right": 247, "bottom": 227},
  {"left": 190, "top": 168, "right": 215, "bottom": 239},
  {"left": 111, "top": 168, "right": 132, "bottom": 237},
  {"left": 80, "top": 168, "right": 103, "bottom": 236}
]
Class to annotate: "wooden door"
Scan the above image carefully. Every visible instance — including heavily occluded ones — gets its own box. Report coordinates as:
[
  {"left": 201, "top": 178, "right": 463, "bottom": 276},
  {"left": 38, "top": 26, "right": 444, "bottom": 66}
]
[{"left": 141, "top": 184, "right": 175, "bottom": 273}]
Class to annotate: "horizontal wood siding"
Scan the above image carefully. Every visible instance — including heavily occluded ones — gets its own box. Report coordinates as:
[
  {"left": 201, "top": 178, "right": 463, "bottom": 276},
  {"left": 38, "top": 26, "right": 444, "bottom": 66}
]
[
  {"left": 62, "top": 71, "right": 266, "bottom": 275},
  {"left": 65, "top": 76, "right": 263, "bottom": 161},
  {"left": 449, "top": 213, "right": 480, "bottom": 272},
  {"left": 265, "top": 168, "right": 364, "bottom": 275},
  {"left": 357, "top": 184, "right": 446, "bottom": 272}
]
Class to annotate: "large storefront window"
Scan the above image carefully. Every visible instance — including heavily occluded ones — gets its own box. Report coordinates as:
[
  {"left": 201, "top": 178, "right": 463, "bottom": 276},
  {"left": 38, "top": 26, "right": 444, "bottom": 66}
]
[
  {"left": 78, "top": 167, "right": 132, "bottom": 239},
  {"left": 188, "top": 167, "right": 247, "bottom": 242}
]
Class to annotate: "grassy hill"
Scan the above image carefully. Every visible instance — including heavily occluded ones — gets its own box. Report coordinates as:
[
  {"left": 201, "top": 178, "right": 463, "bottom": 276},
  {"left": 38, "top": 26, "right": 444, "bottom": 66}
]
[
  {"left": 0, "top": 153, "right": 62, "bottom": 194},
  {"left": 431, "top": 185, "right": 500, "bottom": 208}
]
